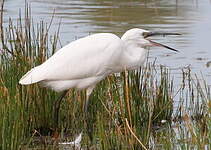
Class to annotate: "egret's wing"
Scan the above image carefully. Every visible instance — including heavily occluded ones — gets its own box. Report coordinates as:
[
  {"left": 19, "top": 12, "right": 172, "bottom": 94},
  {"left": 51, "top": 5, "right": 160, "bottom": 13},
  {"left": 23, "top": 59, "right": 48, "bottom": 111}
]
[{"left": 19, "top": 33, "right": 123, "bottom": 85}]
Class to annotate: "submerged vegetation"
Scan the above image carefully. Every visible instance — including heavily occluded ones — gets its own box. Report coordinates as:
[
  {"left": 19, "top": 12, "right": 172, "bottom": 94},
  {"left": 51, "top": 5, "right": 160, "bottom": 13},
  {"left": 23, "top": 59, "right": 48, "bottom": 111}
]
[{"left": 0, "top": 2, "right": 211, "bottom": 150}]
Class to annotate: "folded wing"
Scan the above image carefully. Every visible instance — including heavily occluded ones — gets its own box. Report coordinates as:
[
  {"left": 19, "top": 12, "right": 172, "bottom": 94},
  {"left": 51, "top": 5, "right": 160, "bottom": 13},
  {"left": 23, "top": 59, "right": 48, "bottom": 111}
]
[{"left": 19, "top": 33, "right": 123, "bottom": 85}]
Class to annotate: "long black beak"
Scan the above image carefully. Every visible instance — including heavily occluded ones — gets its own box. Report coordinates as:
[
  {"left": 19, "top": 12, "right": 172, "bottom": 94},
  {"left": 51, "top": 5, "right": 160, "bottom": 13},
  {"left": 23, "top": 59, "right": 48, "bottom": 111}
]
[
  {"left": 143, "top": 31, "right": 181, "bottom": 52},
  {"left": 143, "top": 31, "right": 181, "bottom": 38},
  {"left": 148, "top": 39, "right": 179, "bottom": 52}
]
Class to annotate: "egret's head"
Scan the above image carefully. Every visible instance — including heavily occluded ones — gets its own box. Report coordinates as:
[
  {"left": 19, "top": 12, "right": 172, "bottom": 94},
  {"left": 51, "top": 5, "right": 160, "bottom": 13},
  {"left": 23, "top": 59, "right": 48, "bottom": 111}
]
[{"left": 121, "top": 28, "right": 180, "bottom": 52}]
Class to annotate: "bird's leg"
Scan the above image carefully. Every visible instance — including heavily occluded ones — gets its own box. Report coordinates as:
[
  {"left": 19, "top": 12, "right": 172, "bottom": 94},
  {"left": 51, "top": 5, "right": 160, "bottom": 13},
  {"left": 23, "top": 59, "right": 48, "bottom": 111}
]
[
  {"left": 59, "top": 87, "right": 94, "bottom": 145},
  {"left": 54, "top": 90, "right": 69, "bottom": 128},
  {"left": 84, "top": 86, "right": 95, "bottom": 114},
  {"left": 83, "top": 86, "right": 95, "bottom": 142}
]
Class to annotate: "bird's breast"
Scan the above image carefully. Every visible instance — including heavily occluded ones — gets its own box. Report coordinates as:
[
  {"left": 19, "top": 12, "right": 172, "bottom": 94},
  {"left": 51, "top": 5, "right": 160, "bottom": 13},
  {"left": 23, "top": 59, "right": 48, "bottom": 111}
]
[{"left": 122, "top": 47, "right": 147, "bottom": 71}]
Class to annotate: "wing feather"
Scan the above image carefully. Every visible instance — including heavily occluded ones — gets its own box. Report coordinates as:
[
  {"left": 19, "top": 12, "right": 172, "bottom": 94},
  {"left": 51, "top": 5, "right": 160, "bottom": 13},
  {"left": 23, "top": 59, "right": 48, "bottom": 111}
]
[{"left": 19, "top": 33, "right": 123, "bottom": 85}]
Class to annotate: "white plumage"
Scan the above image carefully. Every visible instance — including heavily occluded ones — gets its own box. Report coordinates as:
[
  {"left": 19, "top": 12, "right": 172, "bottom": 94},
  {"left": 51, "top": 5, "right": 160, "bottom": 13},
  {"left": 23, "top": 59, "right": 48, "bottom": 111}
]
[
  {"left": 19, "top": 28, "right": 179, "bottom": 94},
  {"left": 20, "top": 29, "right": 142, "bottom": 91}
]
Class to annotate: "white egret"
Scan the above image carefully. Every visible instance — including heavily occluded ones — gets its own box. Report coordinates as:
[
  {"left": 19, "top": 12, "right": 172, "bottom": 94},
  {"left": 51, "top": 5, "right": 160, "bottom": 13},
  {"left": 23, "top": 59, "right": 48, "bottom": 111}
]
[{"left": 19, "top": 28, "right": 180, "bottom": 126}]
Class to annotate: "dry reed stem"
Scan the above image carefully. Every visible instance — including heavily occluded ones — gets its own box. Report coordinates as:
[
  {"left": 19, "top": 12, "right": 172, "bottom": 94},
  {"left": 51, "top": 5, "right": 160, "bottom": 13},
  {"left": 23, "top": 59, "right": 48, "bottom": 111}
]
[
  {"left": 124, "top": 70, "right": 132, "bottom": 125},
  {"left": 125, "top": 118, "right": 148, "bottom": 150}
]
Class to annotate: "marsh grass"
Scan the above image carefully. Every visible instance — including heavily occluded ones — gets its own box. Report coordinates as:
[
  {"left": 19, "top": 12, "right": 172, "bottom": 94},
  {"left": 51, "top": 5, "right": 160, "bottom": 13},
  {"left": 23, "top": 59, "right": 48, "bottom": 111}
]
[{"left": 0, "top": 3, "right": 211, "bottom": 150}]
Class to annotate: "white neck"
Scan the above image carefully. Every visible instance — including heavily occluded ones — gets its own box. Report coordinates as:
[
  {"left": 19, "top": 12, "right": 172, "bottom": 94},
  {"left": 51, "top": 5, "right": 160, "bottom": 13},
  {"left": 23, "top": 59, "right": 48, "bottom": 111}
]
[{"left": 120, "top": 39, "right": 147, "bottom": 70}]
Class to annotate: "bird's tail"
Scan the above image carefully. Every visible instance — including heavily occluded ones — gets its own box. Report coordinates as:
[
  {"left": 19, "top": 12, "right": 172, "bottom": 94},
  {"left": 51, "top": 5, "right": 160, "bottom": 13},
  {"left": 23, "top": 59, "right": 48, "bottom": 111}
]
[{"left": 19, "top": 66, "right": 44, "bottom": 85}]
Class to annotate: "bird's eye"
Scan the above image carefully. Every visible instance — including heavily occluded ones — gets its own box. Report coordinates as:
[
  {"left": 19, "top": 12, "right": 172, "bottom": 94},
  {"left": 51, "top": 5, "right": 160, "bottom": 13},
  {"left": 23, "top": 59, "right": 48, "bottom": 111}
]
[{"left": 142, "top": 32, "right": 149, "bottom": 38}]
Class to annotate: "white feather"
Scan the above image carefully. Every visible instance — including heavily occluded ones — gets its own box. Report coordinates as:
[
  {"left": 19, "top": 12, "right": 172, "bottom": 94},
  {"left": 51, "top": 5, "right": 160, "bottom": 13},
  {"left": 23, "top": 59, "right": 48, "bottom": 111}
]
[
  {"left": 19, "top": 66, "right": 45, "bottom": 85},
  {"left": 19, "top": 29, "right": 152, "bottom": 92},
  {"left": 59, "top": 132, "right": 82, "bottom": 147},
  {"left": 19, "top": 33, "right": 124, "bottom": 90}
]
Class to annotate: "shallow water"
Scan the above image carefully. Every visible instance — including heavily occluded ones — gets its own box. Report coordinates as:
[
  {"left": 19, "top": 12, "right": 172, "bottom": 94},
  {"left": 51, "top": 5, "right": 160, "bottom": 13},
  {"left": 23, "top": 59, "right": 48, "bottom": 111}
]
[{"left": 2, "top": 0, "right": 211, "bottom": 85}]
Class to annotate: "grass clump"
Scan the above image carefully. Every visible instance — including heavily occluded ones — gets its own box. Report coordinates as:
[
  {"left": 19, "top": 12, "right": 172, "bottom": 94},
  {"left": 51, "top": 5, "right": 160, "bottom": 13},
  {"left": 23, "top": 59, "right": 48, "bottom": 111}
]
[
  {"left": 87, "top": 65, "right": 174, "bottom": 149},
  {"left": 0, "top": 3, "right": 60, "bottom": 149}
]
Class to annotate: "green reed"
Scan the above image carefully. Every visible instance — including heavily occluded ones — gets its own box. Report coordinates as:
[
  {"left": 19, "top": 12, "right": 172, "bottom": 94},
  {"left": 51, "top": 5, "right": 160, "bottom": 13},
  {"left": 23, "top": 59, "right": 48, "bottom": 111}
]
[{"left": 0, "top": 3, "right": 59, "bottom": 149}]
